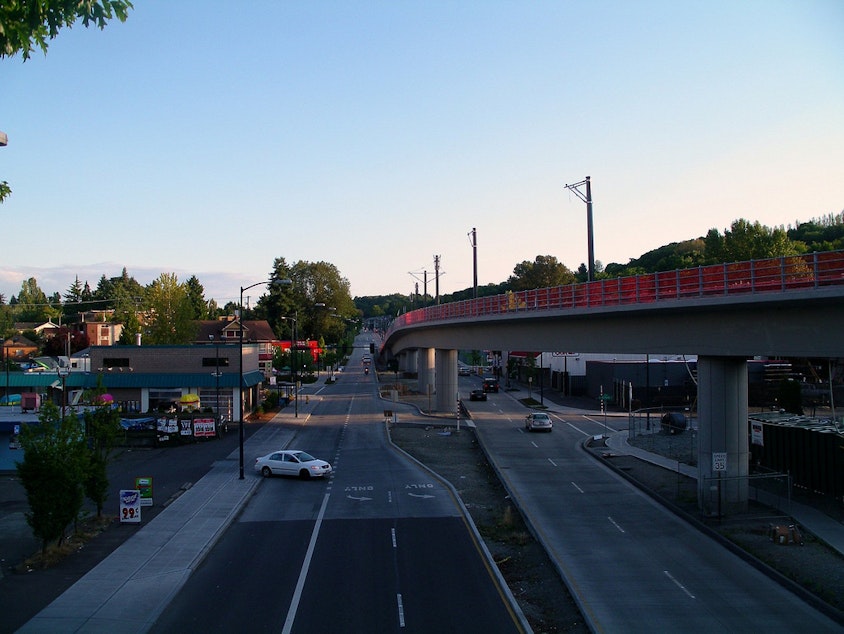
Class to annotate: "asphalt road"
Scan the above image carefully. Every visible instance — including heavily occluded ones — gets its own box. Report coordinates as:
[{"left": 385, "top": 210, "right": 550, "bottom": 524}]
[
  {"left": 466, "top": 389, "right": 842, "bottom": 632},
  {"left": 151, "top": 345, "right": 524, "bottom": 633}
]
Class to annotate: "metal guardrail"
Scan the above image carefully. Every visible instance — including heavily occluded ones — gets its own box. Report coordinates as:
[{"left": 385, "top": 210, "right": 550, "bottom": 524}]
[{"left": 387, "top": 251, "right": 844, "bottom": 335}]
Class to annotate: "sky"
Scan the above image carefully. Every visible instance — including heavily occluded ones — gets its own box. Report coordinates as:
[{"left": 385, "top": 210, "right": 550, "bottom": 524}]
[{"left": 1, "top": 0, "right": 842, "bottom": 307}]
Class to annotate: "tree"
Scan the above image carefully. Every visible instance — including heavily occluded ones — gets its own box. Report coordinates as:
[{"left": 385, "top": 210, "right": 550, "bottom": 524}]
[
  {"left": 0, "top": 0, "right": 134, "bottom": 60},
  {"left": 145, "top": 273, "right": 198, "bottom": 344},
  {"left": 16, "top": 402, "right": 88, "bottom": 557},
  {"left": 508, "top": 255, "right": 576, "bottom": 291},
  {"left": 13, "top": 277, "right": 50, "bottom": 322},
  {"left": 185, "top": 275, "right": 208, "bottom": 320},
  {"left": 82, "top": 381, "right": 122, "bottom": 516},
  {"left": 704, "top": 219, "right": 798, "bottom": 264}
]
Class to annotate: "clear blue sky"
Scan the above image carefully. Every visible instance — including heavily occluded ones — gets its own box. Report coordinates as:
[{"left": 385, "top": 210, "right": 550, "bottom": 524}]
[{"left": 1, "top": 0, "right": 842, "bottom": 306}]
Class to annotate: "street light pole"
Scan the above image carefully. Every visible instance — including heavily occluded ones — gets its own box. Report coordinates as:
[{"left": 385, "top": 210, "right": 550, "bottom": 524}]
[
  {"left": 57, "top": 366, "right": 69, "bottom": 423},
  {"left": 209, "top": 334, "right": 221, "bottom": 432},
  {"left": 238, "top": 279, "right": 290, "bottom": 479}
]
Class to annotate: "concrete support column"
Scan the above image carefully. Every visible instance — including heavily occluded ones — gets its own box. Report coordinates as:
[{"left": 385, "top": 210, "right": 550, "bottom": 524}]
[
  {"left": 397, "top": 352, "right": 408, "bottom": 374},
  {"left": 697, "top": 356, "right": 749, "bottom": 515},
  {"left": 435, "top": 349, "right": 458, "bottom": 413},
  {"left": 405, "top": 350, "right": 418, "bottom": 375},
  {"left": 417, "top": 348, "right": 435, "bottom": 404}
]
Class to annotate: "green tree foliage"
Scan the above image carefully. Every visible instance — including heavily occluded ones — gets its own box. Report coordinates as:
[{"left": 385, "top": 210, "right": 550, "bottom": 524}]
[
  {"left": 704, "top": 219, "right": 798, "bottom": 264},
  {"left": 787, "top": 211, "right": 844, "bottom": 252},
  {"left": 605, "top": 239, "right": 707, "bottom": 277},
  {"left": 0, "top": 180, "right": 11, "bottom": 204},
  {"left": 16, "top": 402, "right": 88, "bottom": 556},
  {"left": 508, "top": 255, "right": 576, "bottom": 291},
  {"left": 0, "top": 0, "right": 134, "bottom": 60},
  {"left": 259, "top": 258, "right": 357, "bottom": 345},
  {"left": 145, "top": 273, "right": 197, "bottom": 344},
  {"left": 12, "top": 277, "right": 50, "bottom": 322},
  {"left": 185, "top": 275, "right": 208, "bottom": 320}
]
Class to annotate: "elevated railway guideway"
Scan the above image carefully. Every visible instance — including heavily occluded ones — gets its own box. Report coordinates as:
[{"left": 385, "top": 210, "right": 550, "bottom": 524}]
[{"left": 381, "top": 250, "right": 844, "bottom": 513}]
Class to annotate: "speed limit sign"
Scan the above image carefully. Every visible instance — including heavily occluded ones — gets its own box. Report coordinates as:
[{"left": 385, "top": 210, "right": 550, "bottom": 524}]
[{"left": 712, "top": 452, "right": 727, "bottom": 472}]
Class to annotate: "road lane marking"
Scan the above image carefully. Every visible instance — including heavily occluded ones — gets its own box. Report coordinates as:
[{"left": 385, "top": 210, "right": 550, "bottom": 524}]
[
  {"left": 391, "top": 528, "right": 397, "bottom": 548},
  {"left": 571, "top": 481, "right": 584, "bottom": 493},
  {"left": 565, "top": 421, "right": 591, "bottom": 436},
  {"left": 664, "top": 570, "right": 696, "bottom": 599},
  {"left": 397, "top": 593, "right": 406, "bottom": 627},
  {"left": 282, "top": 492, "right": 330, "bottom": 634},
  {"left": 607, "top": 516, "right": 626, "bottom": 533},
  {"left": 547, "top": 458, "right": 558, "bottom": 467},
  {"left": 531, "top": 441, "right": 538, "bottom": 447}
]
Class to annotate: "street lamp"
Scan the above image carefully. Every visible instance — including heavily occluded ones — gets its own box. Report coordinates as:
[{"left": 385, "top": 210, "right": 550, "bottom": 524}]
[
  {"left": 57, "top": 365, "right": 70, "bottom": 422},
  {"left": 281, "top": 312, "right": 299, "bottom": 418},
  {"left": 239, "top": 278, "right": 291, "bottom": 479},
  {"left": 209, "top": 334, "right": 221, "bottom": 433}
]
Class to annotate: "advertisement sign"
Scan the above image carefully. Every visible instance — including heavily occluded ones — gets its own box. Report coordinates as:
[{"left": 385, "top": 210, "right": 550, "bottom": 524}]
[
  {"left": 180, "top": 420, "right": 193, "bottom": 436},
  {"left": 750, "top": 421, "right": 764, "bottom": 447},
  {"left": 120, "top": 490, "right": 142, "bottom": 523},
  {"left": 135, "top": 476, "right": 153, "bottom": 507},
  {"left": 193, "top": 418, "right": 216, "bottom": 438}
]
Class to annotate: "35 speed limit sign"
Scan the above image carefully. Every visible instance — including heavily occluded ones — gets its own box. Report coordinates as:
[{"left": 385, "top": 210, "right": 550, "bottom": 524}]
[{"left": 712, "top": 452, "right": 727, "bottom": 472}]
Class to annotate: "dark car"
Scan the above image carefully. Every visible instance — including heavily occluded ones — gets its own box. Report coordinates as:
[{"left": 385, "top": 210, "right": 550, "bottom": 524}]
[
  {"left": 660, "top": 412, "right": 687, "bottom": 434},
  {"left": 482, "top": 378, "right": 499, "bottom": 393},
  {"left": 469, "top": 389, "right": 487, "bottom": 401}
]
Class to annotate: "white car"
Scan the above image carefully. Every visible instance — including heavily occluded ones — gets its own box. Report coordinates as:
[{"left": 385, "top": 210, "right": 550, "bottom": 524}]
[
  {"left": 525, "top": 412, "right": 553, "bottom": 432},
  {"left": 254, "top": 450, "right": 332, "bottom": 479}
]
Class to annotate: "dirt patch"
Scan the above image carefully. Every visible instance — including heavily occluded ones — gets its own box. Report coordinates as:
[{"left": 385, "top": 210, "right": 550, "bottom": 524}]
[
  {"left": 14, "top": 515, "right": 116, "bottom": 573},
  {"left": 389, "top": 424, "right": 588, "bottom": 633}
]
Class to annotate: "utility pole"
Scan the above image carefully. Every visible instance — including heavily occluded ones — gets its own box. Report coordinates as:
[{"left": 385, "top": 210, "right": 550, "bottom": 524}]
[
  {"left": 434, "top": 255, "right": 441, "bottom": 305},
  {"left": 565, "top": 175, "right": 595, "bottom": 282},
  {"left": 409, "top": 270, "right": 429, "bottom": 307},
  {"left": 469, "top": 227, "right": 478, "bottom": 299}
]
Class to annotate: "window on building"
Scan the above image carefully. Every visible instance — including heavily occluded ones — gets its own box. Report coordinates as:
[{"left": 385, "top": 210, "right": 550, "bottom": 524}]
[
  {"left": 202, "top": 357, "right": 230, "bottom": 367},
  {"left": 103, "top": 357, "right": 131, "bottom": 367}
]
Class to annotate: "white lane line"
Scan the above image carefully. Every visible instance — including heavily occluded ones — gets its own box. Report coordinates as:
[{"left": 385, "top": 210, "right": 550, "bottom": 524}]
[
  {"left": 397, "top": 593, "right": 406, "bottom": 627},
  {"left": 531, "top": 441, "right": 538, "bottom": 448},
  {"left": 566, "top": 421, "right": 591, "bottom": 436},
  {"left": 607, "top": 516, "right": 626, "bottom": 533},
  {"left": 547, "top": 458, "right": 558, "bottom": 467},
  {"left": 664, "top": 570, "right": 696, "bottom": 599},
  {"left": 391, "top": 528, "right": 397, "bottom": 548},
  {"left": 282, "top": 492, "right": 330, "bottom": 634},
  {"left": 571, "top": 481, "right": 584, "bottom": 494}
]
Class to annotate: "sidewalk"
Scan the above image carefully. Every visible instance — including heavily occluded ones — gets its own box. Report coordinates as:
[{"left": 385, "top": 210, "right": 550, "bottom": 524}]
[{"left": 17, "top": 398, "right": 319, "bottom": 634}]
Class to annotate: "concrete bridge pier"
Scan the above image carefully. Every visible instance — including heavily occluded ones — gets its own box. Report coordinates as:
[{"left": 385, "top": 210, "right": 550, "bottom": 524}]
[
  {"left": 417, "top": 348, "right": 435, "bottom": 403},
  {"left": 404, "top": 350, "right": 418, "bottom": 375},
  {"left": 697, "top": 356, "right": 749, "bottom": 515},
  {"left": 435, "top": 349, "right": 457, "bottom": 414}
]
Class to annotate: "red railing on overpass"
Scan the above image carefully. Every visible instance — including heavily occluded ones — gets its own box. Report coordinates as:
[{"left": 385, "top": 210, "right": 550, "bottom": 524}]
[{"left": 388, "top": 250, "right": 844, "bottom": 333}]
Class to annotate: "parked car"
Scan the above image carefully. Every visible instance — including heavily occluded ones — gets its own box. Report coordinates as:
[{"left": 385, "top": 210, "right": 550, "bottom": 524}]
[
  {"left": 469, "top": 389, "right": 487, "bottom": 401},
  {"left": 660, "top": 412, "right": 688, "bottom": 434},
  {"left": 482, "top": 378, "right": 499, "bottom": 393},
  {"left": 254, "top": 450, "right": 333, "bottom": 479},
  {"left": 525, "top": 412, "right": 553, "bottom": 432}
]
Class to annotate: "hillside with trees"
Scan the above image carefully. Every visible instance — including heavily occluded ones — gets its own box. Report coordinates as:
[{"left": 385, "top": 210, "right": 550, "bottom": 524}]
[{"left": 356, "top": 212, "right": 844, "bottom": 318}]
